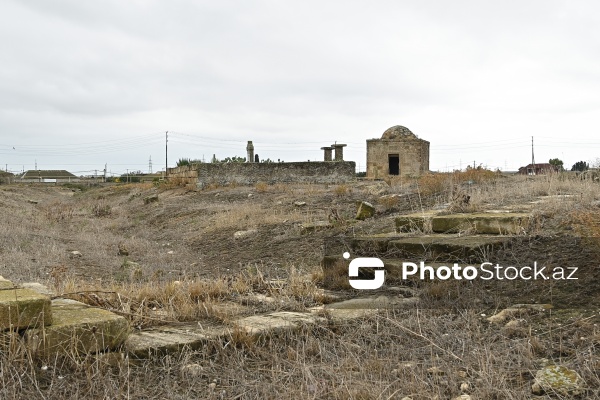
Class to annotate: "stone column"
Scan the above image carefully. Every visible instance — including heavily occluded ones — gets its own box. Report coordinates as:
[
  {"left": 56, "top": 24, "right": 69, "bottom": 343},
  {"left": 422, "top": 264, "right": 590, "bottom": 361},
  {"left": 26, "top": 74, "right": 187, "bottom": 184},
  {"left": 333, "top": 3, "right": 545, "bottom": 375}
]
[
  {"left": 246, "top": 141, "right": 254, "bottom": 163},
  {"left": 331, "top": 144, "right": 347, "bottom": 161},
  {"left": 320, "top": 147, "right": 333, "bottom": 161}
]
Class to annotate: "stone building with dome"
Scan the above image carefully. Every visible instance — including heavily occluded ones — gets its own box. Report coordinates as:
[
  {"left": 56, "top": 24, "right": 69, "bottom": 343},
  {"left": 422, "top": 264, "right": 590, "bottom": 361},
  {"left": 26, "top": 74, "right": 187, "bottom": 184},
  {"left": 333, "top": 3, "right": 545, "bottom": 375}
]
[{"left": 366, "top": 125, "right": 429, "bottom": 179}]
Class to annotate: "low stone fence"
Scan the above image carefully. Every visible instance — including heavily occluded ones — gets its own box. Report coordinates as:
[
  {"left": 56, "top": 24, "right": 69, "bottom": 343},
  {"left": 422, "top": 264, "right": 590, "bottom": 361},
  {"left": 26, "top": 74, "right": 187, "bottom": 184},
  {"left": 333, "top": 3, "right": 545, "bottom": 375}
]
[{"left": 168, "top": 161, "right": 356, "bottom": 187}]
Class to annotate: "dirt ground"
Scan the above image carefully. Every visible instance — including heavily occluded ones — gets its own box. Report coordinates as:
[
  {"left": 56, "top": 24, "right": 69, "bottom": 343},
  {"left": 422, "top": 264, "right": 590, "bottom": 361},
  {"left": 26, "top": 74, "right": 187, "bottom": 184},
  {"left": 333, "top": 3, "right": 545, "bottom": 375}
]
[{"left": 0, "top": 180, "right": 405, "bottom": 283}]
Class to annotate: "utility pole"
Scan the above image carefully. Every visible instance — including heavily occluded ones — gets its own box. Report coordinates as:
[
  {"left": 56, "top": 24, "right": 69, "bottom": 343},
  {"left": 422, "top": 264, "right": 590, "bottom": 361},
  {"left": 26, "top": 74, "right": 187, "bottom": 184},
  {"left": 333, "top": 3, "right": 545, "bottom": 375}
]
[
  {"left": 149, "top": 156, "right": 153, "bottom": 174},
  {"left": 531, "top": 136, "right": 536, "bottom": 175},
  {"left": 165, "top": 131, "right": 168, "bottom": 179},
  {"left": 104, "top": 164, "right": 107, "bottom": 182}
]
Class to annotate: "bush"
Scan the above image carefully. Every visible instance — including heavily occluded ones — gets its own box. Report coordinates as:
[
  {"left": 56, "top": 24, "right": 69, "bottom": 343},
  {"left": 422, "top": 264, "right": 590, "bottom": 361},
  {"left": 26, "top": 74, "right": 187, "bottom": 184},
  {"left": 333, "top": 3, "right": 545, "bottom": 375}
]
[{"left": 571, "top": 161, "right": 589, "bottom": 172}]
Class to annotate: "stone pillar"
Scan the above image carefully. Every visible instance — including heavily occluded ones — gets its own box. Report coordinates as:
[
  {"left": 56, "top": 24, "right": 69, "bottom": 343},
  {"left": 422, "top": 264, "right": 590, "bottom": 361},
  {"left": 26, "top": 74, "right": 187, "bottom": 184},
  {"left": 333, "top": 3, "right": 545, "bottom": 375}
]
[
  {"left": 320, "top": 147, "right": 333, "bottom": 161},
  {"left": 246, "top": 141, "right": 254, "bottom": 163},
  {"left": 331, "top": 144, "right": 347, "bottom": 161}
]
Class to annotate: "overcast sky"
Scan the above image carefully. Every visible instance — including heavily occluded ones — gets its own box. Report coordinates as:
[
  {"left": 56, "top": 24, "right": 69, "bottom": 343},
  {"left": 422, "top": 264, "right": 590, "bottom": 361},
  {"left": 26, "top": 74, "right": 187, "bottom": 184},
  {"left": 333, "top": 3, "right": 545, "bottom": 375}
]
[{"left": 1, "top": 0, "right": 599, "bottom": 176}]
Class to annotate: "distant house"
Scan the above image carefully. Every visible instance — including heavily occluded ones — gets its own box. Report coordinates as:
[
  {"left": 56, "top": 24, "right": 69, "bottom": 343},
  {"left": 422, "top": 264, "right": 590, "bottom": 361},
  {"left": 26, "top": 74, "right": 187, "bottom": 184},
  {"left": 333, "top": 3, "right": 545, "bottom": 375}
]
[
  {"left": 19, "top": 170, "right": 79, "bottom": 183},
  {"left": 518, "top": 163, "right": 559, "bottom": 175}
]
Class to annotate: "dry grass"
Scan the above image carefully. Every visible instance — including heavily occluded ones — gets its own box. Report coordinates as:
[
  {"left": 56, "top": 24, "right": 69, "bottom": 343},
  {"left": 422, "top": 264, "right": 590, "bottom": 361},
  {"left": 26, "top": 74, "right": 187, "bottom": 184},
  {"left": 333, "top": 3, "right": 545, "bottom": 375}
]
[
  {"left": 1, "top": 178, "right": 599, "bottom": 398},
  {"left": 254, "top": 181, "right": 269, "bottom": 193},
  {"left": 333, "top": 184, "right": 350, "bottom": 197},
  {"left": 1, "top": 307, "right": 597, "bottom": 399}
]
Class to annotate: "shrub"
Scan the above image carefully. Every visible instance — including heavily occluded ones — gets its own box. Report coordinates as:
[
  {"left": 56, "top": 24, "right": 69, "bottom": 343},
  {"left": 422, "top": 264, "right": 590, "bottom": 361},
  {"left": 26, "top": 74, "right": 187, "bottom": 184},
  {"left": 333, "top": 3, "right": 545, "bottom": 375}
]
[{"left": 92, "top": 202, "right": 112, "bottom": 217}]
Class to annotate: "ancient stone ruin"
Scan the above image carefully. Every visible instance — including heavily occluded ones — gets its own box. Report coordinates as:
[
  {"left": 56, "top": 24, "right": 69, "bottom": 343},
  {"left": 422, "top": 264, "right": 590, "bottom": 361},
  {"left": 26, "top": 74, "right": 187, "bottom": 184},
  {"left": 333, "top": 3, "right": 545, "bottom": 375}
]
[
  {"left": 168, "top": 140, "right": 356, "bottom": 187},
  {"left": 366, "top": 125, "right": 429, "bottom": 179}
]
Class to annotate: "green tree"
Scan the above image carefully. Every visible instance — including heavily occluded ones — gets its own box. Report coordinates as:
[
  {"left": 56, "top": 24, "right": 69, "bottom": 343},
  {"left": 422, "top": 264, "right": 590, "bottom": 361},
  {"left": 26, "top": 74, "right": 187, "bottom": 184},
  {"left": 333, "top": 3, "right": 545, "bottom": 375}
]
[
  {"left": 176, "top": 158, "right": 203, "bottom": 167},
  {"left": 220, "top": 156, "right": 246, "bottom": 163},
  {"left": 571, "top": 161, "right": 589, "bottom": 172},
  {"left": 177, "top": 158, "right": 191, "bottom": 167},
  {"left": 549, "top": 158, "right": 564, "bottom": 171},
  {"left": 120, "top": 170, "right": 143, "bottom": 183}
]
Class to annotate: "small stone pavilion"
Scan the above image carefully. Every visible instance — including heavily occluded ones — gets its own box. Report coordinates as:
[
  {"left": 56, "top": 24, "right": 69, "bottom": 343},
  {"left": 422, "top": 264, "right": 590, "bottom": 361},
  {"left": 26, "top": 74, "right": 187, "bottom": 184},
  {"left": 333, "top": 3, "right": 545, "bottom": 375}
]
[{"left": 366, "top": 125, "right": 429, "bottom": 179}]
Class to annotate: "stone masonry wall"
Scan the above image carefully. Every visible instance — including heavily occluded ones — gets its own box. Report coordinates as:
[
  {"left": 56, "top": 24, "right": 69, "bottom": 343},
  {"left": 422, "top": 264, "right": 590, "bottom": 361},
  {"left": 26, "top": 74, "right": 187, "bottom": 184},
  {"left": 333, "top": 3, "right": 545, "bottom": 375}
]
[
  {"left": 366, "top": 139, "right": 429, "bottom": 179},
  {"left": 168, "top": 162, "right": 356, "bottom": 187}
]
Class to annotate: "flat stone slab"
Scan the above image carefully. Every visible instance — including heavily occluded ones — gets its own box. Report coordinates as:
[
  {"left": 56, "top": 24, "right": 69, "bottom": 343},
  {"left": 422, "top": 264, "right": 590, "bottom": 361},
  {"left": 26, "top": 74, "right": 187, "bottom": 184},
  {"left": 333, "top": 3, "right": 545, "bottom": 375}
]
[
  {"left": 487, "top": 304, "right": 553, "bottom": 324},
  {"left": 233, "top": 311, "right": 324, "bottom": 336},
  {"left": 395, "top": 210, "right": 438, "bottom": 232},
  {"left": 25, "top": 299, "right": 129, "bottom": 355},
  {"left": 388, "top": 235, "right": 510, "bottom": 262},
  {"left": 300, "top": 221, "right": 333, "bottom": 234},
  {"left": 431, "top": 213, "right": 531, "bottom": 234},
  {"left": 325, "top": 296, "right": 419, "bottom": 310},
  {"left": 1, "top": 282, "right": 52, "bottom": 330},
  {"left": 0, "top": 276, "right": 13, "bottom": 289},
  {"left": 126, "top": 323, "right": 228, "bottom": 358},
  {"left": 310, "top": 306, "right": 373, "bottom": 321}
]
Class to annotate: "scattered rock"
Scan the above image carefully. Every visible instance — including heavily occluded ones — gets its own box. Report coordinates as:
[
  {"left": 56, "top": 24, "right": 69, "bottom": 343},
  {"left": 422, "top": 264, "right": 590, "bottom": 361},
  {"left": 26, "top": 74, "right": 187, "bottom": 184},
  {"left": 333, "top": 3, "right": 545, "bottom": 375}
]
[
  {"left": 242, "top": 293, "right": 276, "bottom": 304},
  {"left": 248, "top": 193, "right": 253, "bottom": 198},
  {"left": 355, "top": 201, "right": 375, "bottom": 220},
  {"left": 531, "top": 365, "right": 584, "bottom": 396},
  {"left": 234, "top": 229, "right": 258, "bottom": 239},
  {"left": 460, "top": 381, "right": 470, "bottom": 392},
  {"left": 504, "top": 318, "right": 527, "bottom": 329},
  {"left": 364, "top": 182, "right": 389, "bottom": 196},
  {"left": 118, "top": 244, "right": 129, "bottom": 256},
  {"left": 144, "top": 195, "right": 159, "bottom": 205},
  {"left": 27, "top": 199, "right": 38, "bottom": 204},
  {"left": 119, "top": 260, "right": 142, "bottom": 280},
  {"left": 180, "top": 363, "right": 205, "bottom": 378},
  {"left": 456, "top": 370, "right": 468, "bottom": 379},
  {"left": 69, "top": 251, "right": 83, "bottom": 258},
  {"left": 487, "top": 304, "right": 552, "bottom": 324},
  {"left": 294, "top": 201, "right": 307, "bottom": 207},
  {"left": 427, "top": 366, "right": 445, "bottom": 376}
]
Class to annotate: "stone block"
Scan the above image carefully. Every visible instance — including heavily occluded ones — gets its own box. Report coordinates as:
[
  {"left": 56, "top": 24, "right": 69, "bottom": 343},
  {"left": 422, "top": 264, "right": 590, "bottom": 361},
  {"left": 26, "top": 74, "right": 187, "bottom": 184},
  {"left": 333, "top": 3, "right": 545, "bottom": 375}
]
[
  {"left": 25, "top": 299, "right": 129, "bottom": 355},
  {"left": 0, "top": 283, "right": 52, "bottom": 330},
  {"left": 431, "top": 213, "right": 531, "bottom": 234},
  {"left": 233, "top": 311, "right": 323, "bottom": 337},
  {"left": 126, "top": 323, "right": 227, "bottom": 358},
  {"left": 356, "top": 201, "right": 375, "bottom": 220}
]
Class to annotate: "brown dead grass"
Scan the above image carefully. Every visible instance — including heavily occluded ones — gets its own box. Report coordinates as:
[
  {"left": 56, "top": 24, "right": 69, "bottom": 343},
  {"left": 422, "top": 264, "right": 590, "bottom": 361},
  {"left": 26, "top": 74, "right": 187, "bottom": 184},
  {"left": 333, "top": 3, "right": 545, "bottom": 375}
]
[{"left": 0, "top": 178, "right": 599, "bottom": 398}]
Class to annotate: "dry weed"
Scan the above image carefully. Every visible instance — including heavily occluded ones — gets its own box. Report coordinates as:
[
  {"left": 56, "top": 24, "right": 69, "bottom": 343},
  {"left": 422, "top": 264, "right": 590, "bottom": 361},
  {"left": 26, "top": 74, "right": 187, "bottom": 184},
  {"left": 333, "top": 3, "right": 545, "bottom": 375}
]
[
  {"left": 254, "top": 181, "right": 269, "bottom": 193},
  {"left": 333, "top": 184, "right": 350, "bottom": 197}
]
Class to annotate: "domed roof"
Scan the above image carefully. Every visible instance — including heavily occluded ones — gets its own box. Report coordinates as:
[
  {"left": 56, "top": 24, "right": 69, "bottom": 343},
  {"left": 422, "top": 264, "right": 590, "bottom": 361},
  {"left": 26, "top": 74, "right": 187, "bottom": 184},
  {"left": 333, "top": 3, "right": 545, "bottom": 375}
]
[{"left": 381, "top": 125, "right": 416, "bottom": 140}]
